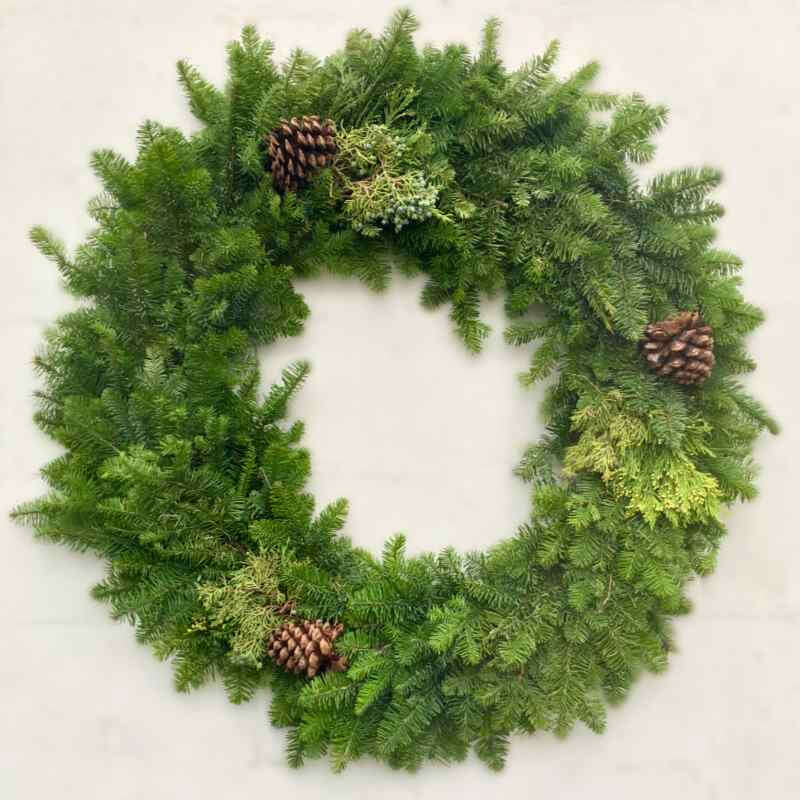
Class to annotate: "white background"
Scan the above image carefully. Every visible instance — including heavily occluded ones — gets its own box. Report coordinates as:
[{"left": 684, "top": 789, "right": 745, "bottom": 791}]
[{"left": 1, "top": 1, "right": 798, "bottom": 797}]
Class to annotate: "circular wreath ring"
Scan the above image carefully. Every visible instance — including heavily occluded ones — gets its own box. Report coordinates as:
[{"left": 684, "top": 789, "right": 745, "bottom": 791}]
[{"left": 14, "top": 11, "right": 777, "bottom": 772}]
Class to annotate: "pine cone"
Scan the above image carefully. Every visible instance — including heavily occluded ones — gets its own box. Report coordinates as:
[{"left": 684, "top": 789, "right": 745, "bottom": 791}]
[
  {"left": 266, "top": 617, "right": 348, "bottom": 679},
  {"left": 641, "top": 311, "right": 715, "bottom": 385},
  {"left": 263, "top": 115, "right": 338, "bottom": 194}
]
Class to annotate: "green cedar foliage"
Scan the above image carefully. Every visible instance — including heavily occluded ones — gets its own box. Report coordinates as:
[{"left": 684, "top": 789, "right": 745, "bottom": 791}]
[{"left": 13, "top": 10, "right": 776, "bottom": 772}]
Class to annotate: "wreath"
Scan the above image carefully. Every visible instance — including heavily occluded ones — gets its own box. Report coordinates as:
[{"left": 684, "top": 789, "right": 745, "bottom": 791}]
[{"left": 14, "top": 10, "right": 778, "bottom": 772}]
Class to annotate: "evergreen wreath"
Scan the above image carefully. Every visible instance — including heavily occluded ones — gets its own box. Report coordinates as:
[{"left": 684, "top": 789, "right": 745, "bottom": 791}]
[{"left": 13, "top": 9, "right": 778, "bottom": 772}]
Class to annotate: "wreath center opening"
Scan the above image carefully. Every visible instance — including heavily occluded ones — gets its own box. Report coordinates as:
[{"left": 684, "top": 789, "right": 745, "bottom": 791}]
[{"left": 260, "top": 273, "right": 547, "bottom": 553}]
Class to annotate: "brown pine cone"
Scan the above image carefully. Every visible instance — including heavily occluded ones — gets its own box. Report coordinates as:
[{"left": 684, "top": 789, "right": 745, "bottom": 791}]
[
  {"left": 641, "top": 310, "right": 715, "bottom": 386},
  {"left": 263, "top": 115, "right": 338, "bottom": 194},
  {"left": 266, "top": 617, "right": 348, "bottom": 679}
]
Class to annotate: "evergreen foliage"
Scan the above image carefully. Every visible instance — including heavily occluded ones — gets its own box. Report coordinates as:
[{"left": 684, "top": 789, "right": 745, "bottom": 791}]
[{"left": 13, "top": 10, "right": 776, "bottom": 771}]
